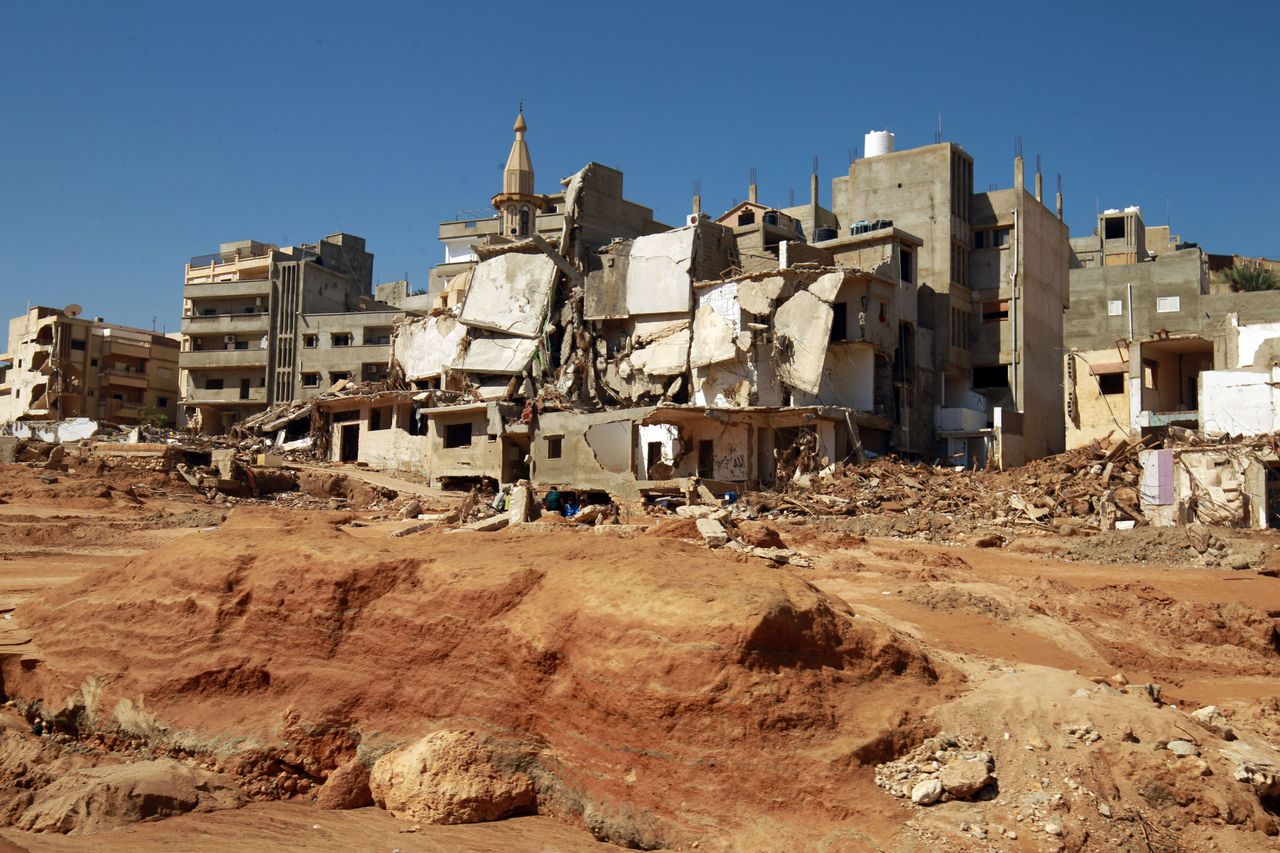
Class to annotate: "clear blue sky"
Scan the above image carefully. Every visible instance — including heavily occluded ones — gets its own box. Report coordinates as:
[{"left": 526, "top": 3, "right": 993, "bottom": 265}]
[{"left": 2, "top": 1, "right": 1277, "bottom": 331}]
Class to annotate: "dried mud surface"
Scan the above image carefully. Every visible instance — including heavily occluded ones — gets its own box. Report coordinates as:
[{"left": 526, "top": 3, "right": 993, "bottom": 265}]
[{"left": 0, "top": 461, "right": 1275, "bottom": 851}]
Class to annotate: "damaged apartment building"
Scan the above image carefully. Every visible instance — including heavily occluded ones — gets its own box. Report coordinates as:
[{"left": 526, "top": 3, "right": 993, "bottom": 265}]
[
  {"left": 0, "top": 305, "right": 179, "bottom": 427},
  {"left": 314, "top": 116, "right": 1072, "bottom": 497},
  {"left": 180, "top": 233, "right": 413, "bottom": 434}
]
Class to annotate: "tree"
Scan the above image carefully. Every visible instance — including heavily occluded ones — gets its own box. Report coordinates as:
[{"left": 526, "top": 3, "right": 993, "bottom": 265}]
[{"left": 1224, "top": 264, "right": 1280, "bottom": 293}]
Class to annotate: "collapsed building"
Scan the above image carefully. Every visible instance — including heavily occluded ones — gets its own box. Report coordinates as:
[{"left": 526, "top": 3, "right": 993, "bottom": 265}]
[{"left": 309, "top": 115, "right": 1076, "bottom": 498}]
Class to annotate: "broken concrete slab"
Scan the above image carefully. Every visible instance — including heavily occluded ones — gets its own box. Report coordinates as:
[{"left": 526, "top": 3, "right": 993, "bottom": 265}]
[
  {"left": 736, "top": 276, "right": 783, "bottom": 316},
  {"left": 459, "top": 253, "right": 558, "bottom": 339},
  {"left": 629, "top": 326, "right": 690, "bottom": 377},
  {"left": 394, "top": 313, "right": 467, "bottom": 381},
  {"left": 675, "top": 505, "right": 727, "bottom": 521},
  {"left": 807, "top": 271, "right": 844, "bottom": 303},
  {"left": 446, "top": 514, "right": 511, "bottom": 534},
  {"left": 452, "top": 335, "right": 539, "bottom": 375},
  {"left": 508, "top": 481, "right": 533, "bottom": 525},
  {"left": 689, "top": 303, "right": 737, "bottom": 369},
  {"left": 773, "top": 290, "right": 833, "bottom": 395},
  {"left": 695, "top": 517, "right": 729, "bottom": 548},
  {"left": 625, "top": 227, "right": 695, "bottom": 316}
]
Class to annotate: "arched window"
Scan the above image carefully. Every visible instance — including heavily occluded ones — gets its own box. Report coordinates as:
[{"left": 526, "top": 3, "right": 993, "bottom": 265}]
[{"left": 518, "top": 207, "right": 531, "bottom": 237}]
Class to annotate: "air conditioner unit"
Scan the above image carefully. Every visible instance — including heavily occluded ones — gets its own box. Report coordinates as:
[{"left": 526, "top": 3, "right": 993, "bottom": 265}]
[{"left": 224, "top": 335, "right": 236, "bottom": 343}]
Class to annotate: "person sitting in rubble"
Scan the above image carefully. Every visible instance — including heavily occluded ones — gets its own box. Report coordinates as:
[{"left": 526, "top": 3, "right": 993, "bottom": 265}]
[
  {"left": 491, "top": 487, "right": 510, "bottom": 513},
  {"left": 544, "top": 486, "right": 563, "bottom": 515}
]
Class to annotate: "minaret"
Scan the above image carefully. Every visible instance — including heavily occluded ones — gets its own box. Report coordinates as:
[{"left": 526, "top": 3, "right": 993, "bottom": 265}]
[{"left": 491, "top": 106, "right": 543, "bottom": 239}]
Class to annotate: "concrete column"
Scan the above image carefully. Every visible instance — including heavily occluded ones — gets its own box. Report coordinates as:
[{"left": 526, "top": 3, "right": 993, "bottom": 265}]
[{"left": 1014, "top": 156, "right": 1024, "bottom": 191}]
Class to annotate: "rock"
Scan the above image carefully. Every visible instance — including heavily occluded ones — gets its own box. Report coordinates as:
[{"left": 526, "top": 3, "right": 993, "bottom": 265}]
[
  {"left": 939, "top": 758, "right": 993, "bottom": 798},
  {"left": 314, "top": 757, "right": 373, "bottom": 810},
  {"left": 972, "top": 534, "right": 1005, "bottom": 549},
  {"left": 399, "top": 500, "right": 422, "bottom": 520},
  {"left": 734, "top": 520, "right": 786, "bottom": 549},
  {"left": 694, "top": 517, "right": 729, "bottom": 548},
  {"left": 910, "top": 778, "right": 943, "bottom": 805},
  {"left": 573, "top": 504, "right": 608, "bottom": 525},
  {"left": 1178, "top": 756, "right": 1212, "bottom": 777},
  {"left": 1189, "top": 705, "right": 1235, "bottom": 740},
  {"left": 1043, "top": 819, "right": 1063, "bottom": 836},
  {"left": 1227, "top": 554, "right": 1252, "bottom": 571},
  {"left": 1166, "top": 739, "right": 1200, "bottom": 757},
  {"left": 446, "top": 515, "right": 510, "bottom": 534},
  {"left": 1024, "top": 734, "right": 1050, "bottom": 751},
  {"left": 1097, "top": 802, "right": 1112, "bottom": 818},
  {"left": 15, "top": 759, "right": 241, "bottom": 834},
  {"left": 674, "top": 505, "right": 725, "bottom": 520},
  {"left": 369, "top": 730, "right": 535, "bottom": 825}
]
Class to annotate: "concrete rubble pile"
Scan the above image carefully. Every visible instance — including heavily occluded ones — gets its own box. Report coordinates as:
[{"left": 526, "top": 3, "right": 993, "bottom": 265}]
[{"left": 768, "top": 434, "right": 1147, "bottom": 534}]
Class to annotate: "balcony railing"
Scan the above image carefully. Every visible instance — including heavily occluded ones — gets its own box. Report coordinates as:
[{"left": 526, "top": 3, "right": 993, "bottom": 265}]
[
  {"left": 188, "top": 250, "right": 271, "bottom": 268},
  {"left": 184, "top": 386, "right": 268, "bottom": 404}
]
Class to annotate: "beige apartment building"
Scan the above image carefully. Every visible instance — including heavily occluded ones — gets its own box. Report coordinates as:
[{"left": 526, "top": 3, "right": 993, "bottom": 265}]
[
  {"left": 180, "top": 233, "right": 410, "bottom": 433},
  {"left": 0, "top": 306, "right": 179, "bottom": 426}
]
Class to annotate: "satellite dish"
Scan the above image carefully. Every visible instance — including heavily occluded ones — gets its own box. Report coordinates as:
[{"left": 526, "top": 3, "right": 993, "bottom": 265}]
[{"left": 64, "top": 304, "right": 83, "bottom": 318}]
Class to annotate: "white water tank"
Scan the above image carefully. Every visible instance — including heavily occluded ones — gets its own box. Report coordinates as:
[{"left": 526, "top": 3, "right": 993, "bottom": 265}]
[{"left": 864, "top": 130, "right": 895, "bottom": 158}]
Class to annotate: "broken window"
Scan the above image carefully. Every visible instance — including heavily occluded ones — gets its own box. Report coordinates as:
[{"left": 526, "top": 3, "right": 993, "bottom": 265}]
[
  {"left": 330, "top": 371, "right": 350, "bottom": 383},
  {"left": 830, "top": 302, "right": 848, "bottom": 342},
  {"left": 973, "top": 366, "right": 1009, "bottom": 389},
  {"left": 331, "top": 333, "right": 352, "bottom": 347},
  {"left": 900, "top": 247, "right": 914, "bottom": 283},
  {"left": 1143, "top": 358, "right": 1159, "bottom": 390},
  {"left": 71, "top": 339, "right": 85, "bottom": 351},
  {"left": 737, "top": 210, "right": 756, "bottom": 226},
  {"left": 369, "top": 406, "right": 391, "bottom": 431},
  {"left": 303, "top": 335, "right": 318, "bottom": 348},
  {"left": 982, "top": 300, "right": 1009, "bottom": 323},
  {"left": 443, "top": 422, "right": 472, "bottom": 449},
  {"left": 302, "top": 373, "right": 320, "bottom": 387},
  {"left": 206, "top": 378, "right": 224, "bottom": 390},
  {"left": 407, "top": 405, "right": 426, "bottom": 436},
  {"left": 1097, "top": 373, "right": 1125, "bottom": 395},
  {"left": 646, "top": 441, "right": 663, "bottom": 471},
  {"left": 546, "top": 435, "right": 563, "bottom": 459},
  {"left": 1104, "top": 217, "right": 1126, "bottom": 240}
]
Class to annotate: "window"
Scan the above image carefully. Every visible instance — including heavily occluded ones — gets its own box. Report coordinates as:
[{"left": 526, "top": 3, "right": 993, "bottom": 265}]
[
  {"left": 982, "top": 300, "right": 1009, "bottom": 323},
  {"left": 234, "top": 340, "right": 248, "bottom": 350},
  {"left": 158, "top": 366, "right": 172, "bottom": 377},
  {"left": 303, "top": 335, "right": 318, "bottom": 348},
  {"left": 1142, "top": 358, "right": 1159, "bottom": 390},
  {"left": 546, "top": 435, "right": 563, "bottom": 459},
  {"left": 242, "top": 306, "right": 255, "bottom": 314},
  {"left": 1097, "top": 373, "right": 1125, "bottom": 395},
  {"left": 331, "top": 333, "right": 352, "bottom": 347},
  {"left": 71, "top": 339, "right": 86, "bottom": 351},
  {"left": 518, "top": 207, "right": 531, "bottom": 237},
  {"left": 201, "top": 307, "right": 216, "bottom": 316},
  {"left": 737, "top": 210, "right": 756, "bottom": 226},
  {"left": 973, "top": 230, "right": 988, "bottom": 250},
  {"left": 951, "top": 307, "right": 969, "bottom": 350},
  {"left": 697, "top": 440, "right": 714, "bottom": 479},
  {"left": 1156, "top": 296, "right": 1181, "bottom": 313},
  {"left": 302, "top": 373, "right": 320, "bottom": 387},
  {"left": 1104, "top": 217, "right": 1126, "bottom": 240},
  {"left": 1107, "top": 300, "right": 1123, "bottom": 316},
  {"left": 156, "top": 396, "right": 169, "bottom": 407},
  {"left": 829, "top": 303, "right": 848, "bottom": 342},
  {"left": 407, "top": 405, "right": 426, "bottom": 436},
  {"left": 330, "top": 371, "right": 350, "bottom": 383},
  {"left": 369, "top": 406, "right": 391, "bottom": 431},
  {"left": 991, "top": 227, "right": 1011, "bottom": 247},
  {"left": 443, "top": 422, "right": 472, "bottom": 449},
  {"left": 973, "top": 365, "right": 1009, "bottom": 388},
  {"left": 206, "top": 378, "right": 224, "bottom": 390},
  {"left": 364, "top": 332, "right": 391, "bottom": 346},
  {"left": 900, "top": 247, "right": 914, "bottom": 284}
]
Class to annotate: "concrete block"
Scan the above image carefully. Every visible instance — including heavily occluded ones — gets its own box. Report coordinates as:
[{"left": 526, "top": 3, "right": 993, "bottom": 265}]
[
  {"left": 0, "top": 436, "right": 19, "bottom": 464},
  {"left": 446, "top": 514, "right": 511, "bottom": 534},
  {"left": 695, "top": 517, "right": 729, "bottom": 548}
]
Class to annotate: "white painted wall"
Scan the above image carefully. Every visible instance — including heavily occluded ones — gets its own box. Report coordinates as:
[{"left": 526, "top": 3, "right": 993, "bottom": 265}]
[{"left": 1200, "top": 368, "right": 1280, "bottom": 436}]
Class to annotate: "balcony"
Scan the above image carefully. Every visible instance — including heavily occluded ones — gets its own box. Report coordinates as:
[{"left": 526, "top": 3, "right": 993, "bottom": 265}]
[
  {"left": 182, "top": 278, "right": 272, "bottom": 299},
  {"left": 184, "top": 386, "right": 268, "bottom": 405},
  {"left": 100, "top": 368, "right": 149, "bottom": 389},
  {"left": 181, "top": 311, "right": 271, "bottom": 336},
  {"left": 185, "top": 251, "right": 273, "bottom": 285},
  {"left": 181, "top": 349, "right": 269, "bottom": 369},
  {"left": 101, "top": 399, "right": 144, "bottom": 420},
  {"left": 101, "top": 339, "right": 151, "bottom": 359}
]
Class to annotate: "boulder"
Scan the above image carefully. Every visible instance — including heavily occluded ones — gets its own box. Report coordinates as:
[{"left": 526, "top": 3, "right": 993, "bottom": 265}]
[
  {"left": 15, "top": 759, "right": 241, "bottom": 834},
  {"left": 399, "top": 500, "right": 422, "bottom": 520},
  {"left": 1166, "top": 739, "right": 1200, "bottom": 757},
  {"left": 910, "top": 778, "right": 942, "bottom": 805},
  {"left": 1189, "top": 705, "right": 1235, "bottom": 740},
  {"left": 314, "top": 756, "right": 373, "bottom": 810},
  {"left": 939, "top": 758, "right": 993, "bottom": 798},
  {"left": 369, "top": 730, "right": 535, "bottom": 825}
]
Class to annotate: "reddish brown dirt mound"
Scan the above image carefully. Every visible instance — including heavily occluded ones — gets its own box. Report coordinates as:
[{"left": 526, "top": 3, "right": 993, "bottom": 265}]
[{"left": 9, "top": 508, "right": 955, "bottom": 850}]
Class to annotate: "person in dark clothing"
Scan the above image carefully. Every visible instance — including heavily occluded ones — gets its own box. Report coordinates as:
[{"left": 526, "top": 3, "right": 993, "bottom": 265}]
[{"left": 544, "top": 487, "right": 563, "bottom": 515}]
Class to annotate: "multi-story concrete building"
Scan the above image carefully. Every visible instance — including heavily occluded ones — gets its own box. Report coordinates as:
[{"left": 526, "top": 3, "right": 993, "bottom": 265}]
[
  {"left": 180, "top": 233, "right": 408, "bottom": 433},
  {"left": 427, "top": 111, "right": 670, "bottom": 308},
  {"left": 1063, "top": 207, "right": 1280, "bottom": 448},
  {"left": 815, "top": 133, "right": 1070, "bottom": 465},
  {"left": 0, "top": 306, "right": 179, "bottom": 426}
]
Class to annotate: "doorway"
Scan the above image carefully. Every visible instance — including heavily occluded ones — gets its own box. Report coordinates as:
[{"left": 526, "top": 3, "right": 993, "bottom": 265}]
[
  {"left": 339, "top": 423, "right": 360, "bottom": 463},
  {"left": 697, "top": 439, "right": 714, "bottom": 479},
  {"left": 239, "top": 378, "right": 251, "bottom": 400}
]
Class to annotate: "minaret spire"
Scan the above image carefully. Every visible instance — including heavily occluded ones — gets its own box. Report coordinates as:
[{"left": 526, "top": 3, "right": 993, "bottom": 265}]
[{"left": 492, "top": 106, "right": 541, "bottom": 238}]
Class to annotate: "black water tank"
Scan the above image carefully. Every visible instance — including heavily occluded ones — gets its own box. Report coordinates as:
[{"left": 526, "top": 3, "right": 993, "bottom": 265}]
[{"left": 815, "top": 227, "right": 839, "bottom": 242}]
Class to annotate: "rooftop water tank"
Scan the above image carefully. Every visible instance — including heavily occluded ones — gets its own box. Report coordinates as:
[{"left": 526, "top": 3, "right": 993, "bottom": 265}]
[
  {"left": 814, "top": 227, "right": 839, "bottom": 242},
  {"left": 864, "top": 130, "right": 895, "bottom": 158}
]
